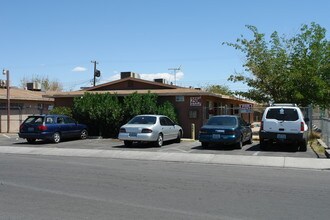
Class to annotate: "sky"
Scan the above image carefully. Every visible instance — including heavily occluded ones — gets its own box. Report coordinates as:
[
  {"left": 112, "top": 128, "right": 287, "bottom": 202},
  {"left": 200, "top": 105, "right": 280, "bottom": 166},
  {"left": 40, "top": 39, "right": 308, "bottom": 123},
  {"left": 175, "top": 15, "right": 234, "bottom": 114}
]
[{"left": 1, "top": 0, "right": 329, "bottom": 91}]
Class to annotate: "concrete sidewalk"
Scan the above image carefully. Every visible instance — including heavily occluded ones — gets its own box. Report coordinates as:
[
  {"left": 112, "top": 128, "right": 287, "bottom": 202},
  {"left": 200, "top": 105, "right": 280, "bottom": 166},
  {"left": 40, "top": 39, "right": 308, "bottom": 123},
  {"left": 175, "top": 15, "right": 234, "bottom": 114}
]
[{"left": 0, "top": 146, "right": 329, "bottom": 170}]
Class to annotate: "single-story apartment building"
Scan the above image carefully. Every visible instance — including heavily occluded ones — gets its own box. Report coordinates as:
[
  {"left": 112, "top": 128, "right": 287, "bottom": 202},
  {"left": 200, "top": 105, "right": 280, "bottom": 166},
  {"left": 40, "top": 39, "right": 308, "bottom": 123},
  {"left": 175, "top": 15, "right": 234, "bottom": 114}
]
[
  {"left": 0, "top": 87, "right": 54, "bottom": 132},
  {"left": 50, "top": 72, "right": 256, "bottom": 139}
]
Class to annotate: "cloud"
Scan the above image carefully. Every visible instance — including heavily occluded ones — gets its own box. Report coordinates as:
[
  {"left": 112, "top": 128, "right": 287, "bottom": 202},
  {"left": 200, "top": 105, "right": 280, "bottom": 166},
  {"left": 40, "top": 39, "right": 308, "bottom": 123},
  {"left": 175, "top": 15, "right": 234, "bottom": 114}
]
[
  {"left": 72, "top": 66, "right": 87, "bottom": 72},
  {"left": 141, "top": 71, "right": 184, "bottom": 82},
  {"left": 110, "top": 73, "right": 121, "bottom": 81}
]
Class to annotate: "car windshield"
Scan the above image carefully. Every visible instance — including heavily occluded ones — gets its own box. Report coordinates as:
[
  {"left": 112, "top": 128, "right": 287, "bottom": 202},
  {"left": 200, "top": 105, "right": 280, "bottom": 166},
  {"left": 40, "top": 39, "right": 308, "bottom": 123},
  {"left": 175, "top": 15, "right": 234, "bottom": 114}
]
[
  {"left": 128, "top": 116, "right": 157, "bottom": 125},
  {"left": 206, "top": 117, "right": 237, "bottom": 126},
  {"left": 24, "top": 116, "right": 44, "bottom": 125},
  {"left": 266, "top": 108, "right": 299, "bottom": 121}
]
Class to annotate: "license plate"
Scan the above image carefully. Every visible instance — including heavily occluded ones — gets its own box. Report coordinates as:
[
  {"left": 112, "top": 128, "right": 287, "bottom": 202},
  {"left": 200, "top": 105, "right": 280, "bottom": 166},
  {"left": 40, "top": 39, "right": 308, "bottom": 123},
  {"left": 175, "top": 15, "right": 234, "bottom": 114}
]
[
  {"left": 129, "top": 133, "right": 137, "bottom": 137},
  {"left": 212, "top": 134, "right": 221, "bottom": 139},
  {"left": 28, "top": 127, "right": 34, "bottom": 132},
  {"left": 277, "top": 134, "right": 286, "bottom": 139}
]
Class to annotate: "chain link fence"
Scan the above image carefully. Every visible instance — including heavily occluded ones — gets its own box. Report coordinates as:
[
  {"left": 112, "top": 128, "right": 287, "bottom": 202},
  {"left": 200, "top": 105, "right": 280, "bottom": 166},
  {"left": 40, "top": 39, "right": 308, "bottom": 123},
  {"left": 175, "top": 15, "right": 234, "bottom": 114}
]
[{"left": 321, "top": 118, "right": 330, "bottom": 148}]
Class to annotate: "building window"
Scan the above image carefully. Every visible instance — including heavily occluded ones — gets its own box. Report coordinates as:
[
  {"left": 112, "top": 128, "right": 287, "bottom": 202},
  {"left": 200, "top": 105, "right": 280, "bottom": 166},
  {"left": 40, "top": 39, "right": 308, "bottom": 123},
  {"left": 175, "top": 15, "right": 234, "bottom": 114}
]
[
  {"left": 0, "top": 103, "right": 24, "bottom": 109},
  {"left": 189, "top": 109, "right": 198, "bottom": 119},
  {"left": 176, "top": 96, "right": 184, "bottom": 102}
]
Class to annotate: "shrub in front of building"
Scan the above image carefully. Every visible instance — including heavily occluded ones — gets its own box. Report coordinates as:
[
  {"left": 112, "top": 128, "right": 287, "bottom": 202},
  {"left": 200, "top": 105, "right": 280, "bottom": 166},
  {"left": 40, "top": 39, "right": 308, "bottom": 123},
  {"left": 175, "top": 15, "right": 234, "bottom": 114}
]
[
  {"left": 73, "top": 93, "right": 123, "bottom": 137},
  {"left": 49, "top": 106, "right": 73, "bottom": 118},
  {"left": 72, "top": 92, "right": 178, "bottom": 138}
]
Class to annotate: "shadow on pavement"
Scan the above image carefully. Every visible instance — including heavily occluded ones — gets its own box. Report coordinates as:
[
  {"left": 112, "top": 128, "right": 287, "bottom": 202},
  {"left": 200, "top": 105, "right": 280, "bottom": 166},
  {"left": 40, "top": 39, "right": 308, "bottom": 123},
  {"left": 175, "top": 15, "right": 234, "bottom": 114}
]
[
  {"left": 192, "top": 143, "right": 237, "bottom": 151},
  {"left": 113, "top": 141, "right": 175, "bottom": 149}
]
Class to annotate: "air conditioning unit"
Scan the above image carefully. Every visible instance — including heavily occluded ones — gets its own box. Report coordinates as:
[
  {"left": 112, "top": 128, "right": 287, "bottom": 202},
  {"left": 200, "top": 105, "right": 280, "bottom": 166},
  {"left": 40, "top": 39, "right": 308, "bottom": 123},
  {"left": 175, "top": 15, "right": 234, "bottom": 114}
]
[
  {"left": 26, "top": 82, "right": 42, "bottom": 91},
  {"left": 154, "top": 78, "right": 168, "bottom": 84},
  {"left": 120, "top": 72, "right": 140, "bottom": 79}
]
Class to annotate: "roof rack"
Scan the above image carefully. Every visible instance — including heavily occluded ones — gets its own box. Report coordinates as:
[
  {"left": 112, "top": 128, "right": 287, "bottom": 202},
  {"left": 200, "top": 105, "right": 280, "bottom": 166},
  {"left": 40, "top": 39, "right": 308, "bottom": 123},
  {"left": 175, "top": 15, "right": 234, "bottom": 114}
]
[{"left": 271, "top": 103, "right": 297, "bottom": 107}]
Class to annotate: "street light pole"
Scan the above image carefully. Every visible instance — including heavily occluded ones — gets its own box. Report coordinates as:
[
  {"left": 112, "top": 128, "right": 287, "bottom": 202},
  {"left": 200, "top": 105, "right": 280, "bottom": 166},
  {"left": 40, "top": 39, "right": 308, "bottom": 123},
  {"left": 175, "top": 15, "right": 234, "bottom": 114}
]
[{"left": 3, "top": 69, "right": 10, "bottom": 133}]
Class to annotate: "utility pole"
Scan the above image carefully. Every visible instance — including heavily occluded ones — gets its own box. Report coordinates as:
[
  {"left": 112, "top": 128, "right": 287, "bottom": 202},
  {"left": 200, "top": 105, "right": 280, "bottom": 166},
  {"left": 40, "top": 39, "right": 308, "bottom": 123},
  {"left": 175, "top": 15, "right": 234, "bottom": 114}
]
[
  {"left": 3, "top": 69, "right": 10, "bottom": 133},
  {"left": 168, "top": 65, "right": 181, "bottom": 86},
  {"left": 91, "top": 60, "right": 101, "bottom": 87}
]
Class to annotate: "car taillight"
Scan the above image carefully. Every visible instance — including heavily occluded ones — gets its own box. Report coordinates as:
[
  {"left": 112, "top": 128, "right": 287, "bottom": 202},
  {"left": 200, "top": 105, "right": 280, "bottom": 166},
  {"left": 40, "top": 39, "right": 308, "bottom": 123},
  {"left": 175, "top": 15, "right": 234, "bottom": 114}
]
[
  {"left": 141, "top": 128, "right": 152, "bottom": 133},
  {"left": 19, "top": 124, "right": 24, "bottom": 131},
  {"left": 38, "top": 125, "right": 47, "bottom": 131},
  {"left": 301, "top": 122, "right": 304, "bottom": 132},
  {"left": 260, "top": 121, "right": 264, "bottom": 131},
  {"left": 226, "top": 130, "right": 235, "bottom": 135},
  {"left": 119, "top": 128, "right": 126, "bottom": 133}
]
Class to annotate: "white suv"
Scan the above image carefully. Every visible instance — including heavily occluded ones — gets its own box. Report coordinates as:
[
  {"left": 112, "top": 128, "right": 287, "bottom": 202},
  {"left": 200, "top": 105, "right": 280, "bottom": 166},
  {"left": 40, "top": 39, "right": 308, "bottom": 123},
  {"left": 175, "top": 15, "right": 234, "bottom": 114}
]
[{"left": 259, "top": 104, "right": 309, "bottom": 151}]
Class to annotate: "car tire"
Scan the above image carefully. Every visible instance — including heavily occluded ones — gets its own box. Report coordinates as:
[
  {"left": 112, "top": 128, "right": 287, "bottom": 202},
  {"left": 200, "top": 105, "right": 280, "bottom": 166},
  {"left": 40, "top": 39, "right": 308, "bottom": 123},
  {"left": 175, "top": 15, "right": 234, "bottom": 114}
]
[
  {"left": 247, "top": 134, "right": 253, "bottom": 144},
  {"left": 27, "top": 138, "right": 36, "bottom": 144},
  {"left": 175, "top": 131, "right": 182, "bottom": 143},
  {"left": 52, "top": 132, "right": 61, "bottom": 143},
  {"left": 155, "top": 134, "right": 163, "bottom": 147},
  {"left": 236, "top": 137, "right": 243, "bottom": 149},
  {"left": 80, "top": 129, "right": 88, "bottom": 139},
  {"left": 201, "top": 142, "right": 209, "bottom": 147},
  {"left": 124, "top": 140, "right": 132, "bottom": 147},
  {"left": 299, "top": 140, "right": 307, "bottom": 152}
]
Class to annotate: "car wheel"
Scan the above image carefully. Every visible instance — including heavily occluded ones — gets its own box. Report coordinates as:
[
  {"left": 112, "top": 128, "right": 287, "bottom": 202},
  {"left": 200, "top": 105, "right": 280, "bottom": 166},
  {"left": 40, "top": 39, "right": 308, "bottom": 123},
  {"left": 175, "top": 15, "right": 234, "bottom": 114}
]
[
  {"left": 80, "top": 129, "right": 88, "bottom": 139},
  {"left": 27, "top": 138, "right": 36, "bottom": 144},
  {"left": 155, "top": 134, "right": 163, "bottom": 147},
  {"left": 52, "top": 132, "right": 61, "bottom": 143},
  {"left": 201, "top": 142, "right": 209, "bottom": 147},
  {"left": 175, "top": 131, "right": 182, "bottom": 143},
  {"left": 124, "top": 140, "right": 132, "bottom": 147},
  {"left": 299, "top": 140, "right": 307, "bottom": 152},
  {"left": 247, "top": 134, "right": 253, "bottom": 144},
  {"left": 236, "top": 137, "right": 243, "bottom": 149}
]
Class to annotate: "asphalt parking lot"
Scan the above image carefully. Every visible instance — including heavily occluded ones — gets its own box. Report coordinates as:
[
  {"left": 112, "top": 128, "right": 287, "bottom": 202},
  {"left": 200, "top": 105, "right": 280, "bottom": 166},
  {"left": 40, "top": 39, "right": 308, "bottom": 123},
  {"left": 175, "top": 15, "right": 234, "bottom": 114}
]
[{"left": 0, "top": 133, "right": 317, "bottom": 159}]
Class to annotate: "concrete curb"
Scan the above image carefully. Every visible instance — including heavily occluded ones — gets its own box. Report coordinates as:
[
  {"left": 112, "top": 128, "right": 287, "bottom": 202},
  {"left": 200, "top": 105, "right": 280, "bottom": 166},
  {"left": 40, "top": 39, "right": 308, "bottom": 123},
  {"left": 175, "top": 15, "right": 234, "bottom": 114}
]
[
  {"left": 325, "top": 150, "right": 330, "bottom": 159},
  {"left": 0, "top": 146, "right": 330, "bottom": 170},
  {"left": 317, "top": 139, "right": 330, "bottom": 158}
]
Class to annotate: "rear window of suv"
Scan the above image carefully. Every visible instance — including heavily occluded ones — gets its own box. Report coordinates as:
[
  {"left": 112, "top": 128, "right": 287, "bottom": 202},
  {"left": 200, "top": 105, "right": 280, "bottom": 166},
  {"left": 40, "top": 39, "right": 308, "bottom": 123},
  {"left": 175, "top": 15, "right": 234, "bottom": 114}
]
[{"left": 266, "top": 108, "right": 299, "bottom": 121}]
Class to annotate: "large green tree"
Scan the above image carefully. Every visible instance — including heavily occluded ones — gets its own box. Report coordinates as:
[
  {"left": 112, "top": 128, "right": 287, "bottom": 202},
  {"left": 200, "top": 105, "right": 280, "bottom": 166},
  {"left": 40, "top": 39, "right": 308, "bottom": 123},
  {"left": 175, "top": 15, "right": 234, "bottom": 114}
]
[
  {"left": 223, "top": 23, "right": 330, "bottom": 108},
  {"left": 203, "top": 84, "right": 233, "bottom": 96}
]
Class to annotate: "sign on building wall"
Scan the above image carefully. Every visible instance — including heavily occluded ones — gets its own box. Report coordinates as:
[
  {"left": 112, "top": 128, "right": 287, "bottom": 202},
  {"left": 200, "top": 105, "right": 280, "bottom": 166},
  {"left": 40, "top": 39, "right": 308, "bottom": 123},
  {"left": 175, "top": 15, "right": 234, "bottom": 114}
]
[
  {"left": 190, "top": 97, "right": 201, "bottom": 106},
  {"left": 240, "top": 104, "right": 253, "bottom": 113}
]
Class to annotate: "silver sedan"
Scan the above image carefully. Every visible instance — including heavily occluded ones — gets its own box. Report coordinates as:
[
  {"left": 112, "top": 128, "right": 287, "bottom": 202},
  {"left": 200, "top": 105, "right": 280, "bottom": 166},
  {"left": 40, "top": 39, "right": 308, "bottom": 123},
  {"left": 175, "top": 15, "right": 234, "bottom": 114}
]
[{"left": 118, "top": 115, "right": 183, "bottom": 147}]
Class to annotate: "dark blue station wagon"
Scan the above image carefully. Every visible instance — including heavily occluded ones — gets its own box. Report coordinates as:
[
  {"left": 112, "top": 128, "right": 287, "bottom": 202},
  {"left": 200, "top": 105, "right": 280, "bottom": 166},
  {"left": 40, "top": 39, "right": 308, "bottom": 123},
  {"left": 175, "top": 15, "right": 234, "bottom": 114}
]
[{"left": 18, "top": 115, "right": 88, "bottom": 143}]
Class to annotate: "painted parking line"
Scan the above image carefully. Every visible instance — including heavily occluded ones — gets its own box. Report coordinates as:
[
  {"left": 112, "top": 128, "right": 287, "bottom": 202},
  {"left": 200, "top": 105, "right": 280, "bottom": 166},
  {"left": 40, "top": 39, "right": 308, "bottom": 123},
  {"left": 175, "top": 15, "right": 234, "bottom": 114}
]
[{"left": 2, "top": 134, "right": 11, "bottom": 139}]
